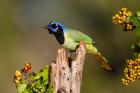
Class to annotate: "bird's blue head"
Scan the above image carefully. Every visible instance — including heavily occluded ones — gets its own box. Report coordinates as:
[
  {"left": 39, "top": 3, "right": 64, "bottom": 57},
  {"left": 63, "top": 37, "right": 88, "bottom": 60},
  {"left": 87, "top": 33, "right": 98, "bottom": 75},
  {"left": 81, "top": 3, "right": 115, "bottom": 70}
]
[
  {"left": 44, "top": 21, "right": 65, "bottom": 44},
  {"left": 45, "top": 21, "right": 64, "bottom": 34}
]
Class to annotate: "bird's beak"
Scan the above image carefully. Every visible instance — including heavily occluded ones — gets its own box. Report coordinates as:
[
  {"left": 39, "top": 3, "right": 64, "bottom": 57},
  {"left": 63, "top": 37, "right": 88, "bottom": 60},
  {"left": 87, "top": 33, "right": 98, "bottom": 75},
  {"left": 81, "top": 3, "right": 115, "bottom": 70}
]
[
  {"left": 44, "top": 25, "right": 52, "bottom": 34},
  {"left": 44, "top": 25, "right": 48, "bottom": 29}
]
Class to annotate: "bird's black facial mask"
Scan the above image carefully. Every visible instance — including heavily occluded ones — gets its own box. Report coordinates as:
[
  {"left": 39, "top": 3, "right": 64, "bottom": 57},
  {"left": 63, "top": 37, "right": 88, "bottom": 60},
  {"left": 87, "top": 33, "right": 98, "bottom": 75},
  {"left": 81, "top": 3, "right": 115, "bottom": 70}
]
[{"left": 54, "top": 25, "right": 65, "bottom": 44}]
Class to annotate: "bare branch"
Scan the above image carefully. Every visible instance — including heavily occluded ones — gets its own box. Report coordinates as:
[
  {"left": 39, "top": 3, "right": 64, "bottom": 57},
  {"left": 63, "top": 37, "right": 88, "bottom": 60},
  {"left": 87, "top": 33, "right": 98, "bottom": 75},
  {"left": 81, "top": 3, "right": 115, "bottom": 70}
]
[{"left": 50, "top": 41, "right": 86, "bottom": 93}]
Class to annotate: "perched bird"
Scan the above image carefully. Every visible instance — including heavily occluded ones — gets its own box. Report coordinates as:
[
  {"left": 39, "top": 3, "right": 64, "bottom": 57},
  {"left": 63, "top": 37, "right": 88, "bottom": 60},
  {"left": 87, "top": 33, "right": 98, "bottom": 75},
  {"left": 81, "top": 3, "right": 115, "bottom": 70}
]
[{"left": 44, "top": 21, "right": 113, "bottom": 71}]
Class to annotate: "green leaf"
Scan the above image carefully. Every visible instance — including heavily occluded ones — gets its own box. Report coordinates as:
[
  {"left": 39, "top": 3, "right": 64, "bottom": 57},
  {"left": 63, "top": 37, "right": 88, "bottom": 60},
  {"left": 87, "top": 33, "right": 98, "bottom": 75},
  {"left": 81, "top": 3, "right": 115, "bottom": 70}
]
[
  {"left": 46, "top": 84, "right": 54, "bottom": 93},
  {"left": 24, "top": 88, "right": 34, "bottom": 93},
  {"left": 34, "top": 71, "right": 44, "bottom": 80},
  {"left": 40, "top": 86, "right": 46, "bottom": 93},
  {"left": 135, "top": 26, "right": 140, "bottom": 37},
  {"left": 42, "top": 66, "right": 49, "bottom": 82},
  {"left": 130, "top": 43, "right": 140, "bottom": 53},
  {"left": 136, "top": 11, "right": 140, "bottom": 21},
  {"left": 17, "top": 83, "right": 27, "bottom": 93},
  {"left": 127, "top": 16, "right": 140, "bottom": 26},
  {"left": 33, "top": 87, "right": 40, "bottom": 93},
  {"left": 34, "top": 74, "right": 42, "bottom": 80},
  {"left": 136, "top": 11, "right": 140, "bottom": 17},
  {"left": 35, "top": 79, "right": 42, "bottom": 89},
  {"left": 15, "top": 65, "right": 51, "bottom": 93},
  {"left": 133, "top": 53, "right": 139, "bottom": 58}
]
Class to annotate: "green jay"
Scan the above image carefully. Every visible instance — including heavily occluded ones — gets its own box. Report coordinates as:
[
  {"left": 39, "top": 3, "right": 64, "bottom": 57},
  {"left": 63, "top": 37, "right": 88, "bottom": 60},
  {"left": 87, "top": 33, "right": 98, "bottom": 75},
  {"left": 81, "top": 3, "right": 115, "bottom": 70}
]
[{"left": 45, "top": 21, "right": 113, "bottom": 71}]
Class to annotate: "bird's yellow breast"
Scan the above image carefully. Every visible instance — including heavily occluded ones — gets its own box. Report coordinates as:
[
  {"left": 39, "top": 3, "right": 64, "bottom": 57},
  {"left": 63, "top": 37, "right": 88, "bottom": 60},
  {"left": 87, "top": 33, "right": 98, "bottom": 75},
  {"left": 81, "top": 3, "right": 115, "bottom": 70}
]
[{"left": 62, "top": 33, "right": 79, "bottom": 50}]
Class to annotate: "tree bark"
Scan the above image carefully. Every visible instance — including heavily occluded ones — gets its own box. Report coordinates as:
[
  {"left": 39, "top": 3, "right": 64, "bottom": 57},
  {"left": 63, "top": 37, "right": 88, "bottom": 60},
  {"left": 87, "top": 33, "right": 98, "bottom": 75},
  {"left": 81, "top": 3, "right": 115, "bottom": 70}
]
[{"left": 49, "top": 41, "right": 86, "bottom": 93}]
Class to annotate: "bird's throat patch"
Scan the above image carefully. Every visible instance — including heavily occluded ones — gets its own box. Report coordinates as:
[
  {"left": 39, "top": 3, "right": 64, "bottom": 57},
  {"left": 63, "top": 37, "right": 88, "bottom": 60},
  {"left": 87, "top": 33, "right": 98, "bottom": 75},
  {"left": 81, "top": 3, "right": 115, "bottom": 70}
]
[{"left": 54, "top": 29, "right": 65, "bottom": 44}]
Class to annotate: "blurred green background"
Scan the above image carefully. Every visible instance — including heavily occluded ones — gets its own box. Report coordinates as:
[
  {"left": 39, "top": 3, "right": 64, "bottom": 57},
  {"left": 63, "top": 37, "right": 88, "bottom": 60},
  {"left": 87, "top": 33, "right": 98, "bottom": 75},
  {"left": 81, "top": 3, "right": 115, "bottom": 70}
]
[{"left": 0, "top": 0, "right": 140, "bottom": 93}]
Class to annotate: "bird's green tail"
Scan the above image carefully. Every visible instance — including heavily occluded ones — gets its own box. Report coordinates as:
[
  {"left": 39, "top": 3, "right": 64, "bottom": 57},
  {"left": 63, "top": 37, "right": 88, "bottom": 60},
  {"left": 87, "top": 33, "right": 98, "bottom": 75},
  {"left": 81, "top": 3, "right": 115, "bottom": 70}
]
[
  {"left": 94, "top": 52, "right": 113, "bottom": 71},
  {"left": 86, "top": 44, "right": 113, "bottom": 71}
]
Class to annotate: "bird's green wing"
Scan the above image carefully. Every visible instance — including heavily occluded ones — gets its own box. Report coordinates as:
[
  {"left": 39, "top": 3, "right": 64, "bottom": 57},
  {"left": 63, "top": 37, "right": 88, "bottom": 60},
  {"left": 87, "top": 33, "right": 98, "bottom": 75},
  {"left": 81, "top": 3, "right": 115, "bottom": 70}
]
[{"left": 67, "top": 29, "right": 95, "bottom": 44}]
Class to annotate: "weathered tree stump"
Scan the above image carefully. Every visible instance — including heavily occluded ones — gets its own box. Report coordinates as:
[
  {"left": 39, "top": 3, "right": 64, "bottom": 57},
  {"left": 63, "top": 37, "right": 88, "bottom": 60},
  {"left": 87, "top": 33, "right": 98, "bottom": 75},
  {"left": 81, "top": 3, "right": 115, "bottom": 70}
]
[{"left": 49, "top": 41, "right": 86, "bottom": 93}]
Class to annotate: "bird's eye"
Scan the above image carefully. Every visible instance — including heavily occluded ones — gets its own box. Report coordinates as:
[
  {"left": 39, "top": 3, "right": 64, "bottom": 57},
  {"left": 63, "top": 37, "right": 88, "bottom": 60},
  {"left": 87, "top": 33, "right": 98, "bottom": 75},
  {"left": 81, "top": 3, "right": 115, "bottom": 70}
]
[{"left": 51, "top": 23, "right": 58, "bottom": 29}]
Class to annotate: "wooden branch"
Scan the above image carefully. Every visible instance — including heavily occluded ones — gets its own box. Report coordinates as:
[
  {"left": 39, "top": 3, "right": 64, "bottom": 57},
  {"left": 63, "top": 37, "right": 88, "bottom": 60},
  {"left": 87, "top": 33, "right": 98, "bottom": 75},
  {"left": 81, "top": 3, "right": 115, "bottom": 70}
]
[{"left": 50, "top": 41, "right": 86, "bottom": 93}]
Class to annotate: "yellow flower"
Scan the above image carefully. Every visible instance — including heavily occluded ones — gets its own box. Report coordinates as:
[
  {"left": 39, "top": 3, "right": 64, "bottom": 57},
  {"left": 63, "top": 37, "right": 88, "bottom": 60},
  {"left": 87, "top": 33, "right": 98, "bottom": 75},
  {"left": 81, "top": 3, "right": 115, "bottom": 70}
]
[
  {"left": 121, "top": 22, "right": 136, "bottom": 31},
  {"left": 122, "top": 54, "right": 140, "bottom": 85},
  {"left": 15, "top": 70, "right": 21, "bottom": 76},
  {"left": 112, "top": 7, "right": 132, "bottom": 24},
  {"left": 14, "top": 70, "right": 22, "bottom": 83},
  {"left": 22, "top": 63, "right": 32, "bottom": 73}
]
